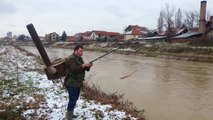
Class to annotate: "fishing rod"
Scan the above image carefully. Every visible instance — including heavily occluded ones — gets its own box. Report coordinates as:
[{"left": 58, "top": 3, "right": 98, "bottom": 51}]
[{"left": 89, "top": 41, "right": 132, "bottom": 63}]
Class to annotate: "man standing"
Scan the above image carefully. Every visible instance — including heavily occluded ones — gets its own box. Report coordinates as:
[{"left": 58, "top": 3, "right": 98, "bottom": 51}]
[{"left": 64, "top": 45, "right": 93, "bottom": 120}]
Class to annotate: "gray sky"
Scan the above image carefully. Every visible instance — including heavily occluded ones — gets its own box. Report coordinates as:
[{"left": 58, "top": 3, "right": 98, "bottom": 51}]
[{"left": 0, "top": 0, "right": 212, "bottom": 37}]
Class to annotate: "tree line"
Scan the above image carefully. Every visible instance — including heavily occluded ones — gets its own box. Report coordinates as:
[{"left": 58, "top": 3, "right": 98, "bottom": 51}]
[{"left": 157, "top": 3, "right": 212, "bottom": 35}]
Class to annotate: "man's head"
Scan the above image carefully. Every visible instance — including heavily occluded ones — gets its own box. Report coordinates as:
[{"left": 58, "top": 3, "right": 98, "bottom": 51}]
[{"left": 74, "top": 45, "right": 84, "bottom": 57}]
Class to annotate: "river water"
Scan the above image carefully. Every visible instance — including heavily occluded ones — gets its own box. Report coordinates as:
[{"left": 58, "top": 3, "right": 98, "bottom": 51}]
[{"left": 21, "top": 46, "right": 213, "bottom": 120}]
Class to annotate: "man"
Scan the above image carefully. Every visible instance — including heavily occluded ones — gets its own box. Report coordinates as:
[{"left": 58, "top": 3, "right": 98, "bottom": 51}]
[{"left": 64, "top": 45, "right": 93, "bottom": 120}]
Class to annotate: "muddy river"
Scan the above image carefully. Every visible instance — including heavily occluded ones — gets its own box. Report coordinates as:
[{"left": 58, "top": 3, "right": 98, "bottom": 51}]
[{"left": 21, "top": 46, "right": 213, "bottom": 120}]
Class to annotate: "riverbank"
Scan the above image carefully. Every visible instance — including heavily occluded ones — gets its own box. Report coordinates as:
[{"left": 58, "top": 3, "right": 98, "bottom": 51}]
[
  {"left": 8, "top": 41, "right": 213, "bottom": 63},
  {"left": 0, "top": 45, "right": 145, "bottom": 119}
]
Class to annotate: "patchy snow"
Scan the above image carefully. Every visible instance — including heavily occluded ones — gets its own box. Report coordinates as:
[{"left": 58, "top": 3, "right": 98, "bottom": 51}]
[
  {"left": 121, "top": 48, "right": 135, "bottom": 52},
  {"left": 0, "top": 46, "right": 137, "bottom": 120}
]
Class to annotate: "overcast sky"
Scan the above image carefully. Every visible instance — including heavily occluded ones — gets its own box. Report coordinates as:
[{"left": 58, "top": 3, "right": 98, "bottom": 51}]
[{"left": 0, "top": 0, "right": 212, "bottom": 37}]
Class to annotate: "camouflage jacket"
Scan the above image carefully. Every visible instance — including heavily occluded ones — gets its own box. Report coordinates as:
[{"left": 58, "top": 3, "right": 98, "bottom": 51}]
[{"left": 64, "top": 53, "right": 86, "bottom": 87}]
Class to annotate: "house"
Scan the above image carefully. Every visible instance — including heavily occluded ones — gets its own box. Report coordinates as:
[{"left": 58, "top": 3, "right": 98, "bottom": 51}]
[
  {"left": 90, "top": 30, "right": 105, "bottom": 40},
  {"left": 123, "top": 25, "right": 149, "bottom": 40},
  {"left": 76, "top": 31, "right": 93, "bottom": 42},
  {"left": 137, "top": 26, "right": 189, "bottom": 42},
  {"left": 75, "top": 30, "right": 122, "bottom": 42},
  {"left": 45, "top": 32, "right": 59, "bottom": 42},
  {"left": 66, "top": 36, "right": 77, "bottom": 42},
  {"left": 172, "top": 32, "right": 203, "bottom": 42},
  {"left": 172, "top": 17, "right": 213, "bottom": 42},
  {"left": 206, "top": 16, "right": 213, "bottom": 38},
  {"left": 39, "top": 36, "right": 45, "bottom": 41},
  {"left": 91, "top": 30, "right": 121, "bottom": 42},
  {"left": 175, "top": 27, "right": 188, "bottom": 35},
  {"left": 172, "top": 1, "right": 213, "bottom": 42}
]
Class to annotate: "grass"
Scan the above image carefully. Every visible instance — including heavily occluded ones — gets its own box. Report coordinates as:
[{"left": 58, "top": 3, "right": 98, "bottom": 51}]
[
  {"left": 0, "top": 103, "right": 25, "bottom": 120},
  {"left": 0, "top": 77, "right": 46, "bottom": 120},
  {"left": 82, "top": 83, "right": 145, "bottom": 119}
]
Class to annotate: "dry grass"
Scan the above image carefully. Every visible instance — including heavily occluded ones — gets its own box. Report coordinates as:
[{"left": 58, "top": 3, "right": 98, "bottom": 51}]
[
  {"left": 0, "top": 103, "right": 25, "bottom": 120},
  {"left": 0, "top": 76, "right": 46, "bottom": 119},
  {"left": 0, "top": 93, "right": 46, "bottom": 120},
  {"left": 82, "top": 83, "right": 145, "bottom": 119}
]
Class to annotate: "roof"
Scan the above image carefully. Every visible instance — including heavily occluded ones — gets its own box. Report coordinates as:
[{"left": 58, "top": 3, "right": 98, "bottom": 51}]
[
  {"left": 91, "top": 30, "right": 120, "bottom": 36},
  {"left": 176, "top": 27, "right": 188, "bottom": 35},
  {"left": 124, "top": 25, "right": 149, "bottom": 35},
  {"left": 125, "top": 25, "right": 148, "bottom": 31},
  {"left": 138, "top": 36, "right": 166, "bottom": 40},
  {"left": 98, "top": 32, "right": 120, "bottom": 36},
  {"left": 173, "top": 31, "right": 203, "bottom": 39},
  {"left": 92, "top": 30, "right": 106, "bottom": 34},
  {"left": 46, "top": 32, "right": 59, "bottom": 36},
  {"left": 82, "top": 31, "right": 92, "bottom": 36},
  {"left": 66, "top": 36, "right": 76, "bottom": 42},
  {"left": 188, "top": 28, "right": 199, "bottom": 32},
  {"left": 138, "top": 31, "right": 203, "bottom": 40}
]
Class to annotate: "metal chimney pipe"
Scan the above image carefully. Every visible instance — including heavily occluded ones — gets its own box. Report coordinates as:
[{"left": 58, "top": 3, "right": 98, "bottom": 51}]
[
  {"left": 199, "top": 1, "right": 207, "bottom": 34},
  {"left": 26, "top": 24, "right": 56, "bottom": 74},
  {"left": 210, "top": 16, "right": 213, "bottom": 29}
]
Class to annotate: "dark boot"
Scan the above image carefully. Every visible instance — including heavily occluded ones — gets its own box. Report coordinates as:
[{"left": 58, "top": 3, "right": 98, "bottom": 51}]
[{"left": 66, "top": 110, "right": 73, "bottom": 120}]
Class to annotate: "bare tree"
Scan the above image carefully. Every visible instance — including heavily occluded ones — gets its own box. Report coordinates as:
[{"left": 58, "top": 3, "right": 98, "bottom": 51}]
[
  {"left": 157, "top": 10, "right": 164, "bottom": 33},
  {"left": 175, "top": 8, "right": 183, "bottom": 28},
  {"left": 184, "top": 11, "right": 195, "bottom": 29},
  {"left": 157, "top": 2, "right": 212, "bottom": 36},
  {"left": 184, "top": 10, "right": 199, "bottom": 29},
  {"left": 206, "top": 10, "right": 212, "bottom": 20},
  {"left": 162, "top": 3, "right": 176, "bottom": 40},
  {"left": 194, "top": 10, "right": 200, "bottom": 28}
]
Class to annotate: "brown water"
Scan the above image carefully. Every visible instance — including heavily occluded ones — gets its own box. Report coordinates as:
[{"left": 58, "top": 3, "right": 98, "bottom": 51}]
[{"left": 22, "top": 46, "right": 213, "bottom": 120}]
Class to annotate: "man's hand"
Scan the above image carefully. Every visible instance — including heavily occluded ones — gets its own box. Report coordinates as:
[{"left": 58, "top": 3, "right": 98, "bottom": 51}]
[
  {"left": 82, "top": 62, "right": 93, "bottom": 71},
  {"left": 82, "top": 62, "right": 93, "bottom": 68}
]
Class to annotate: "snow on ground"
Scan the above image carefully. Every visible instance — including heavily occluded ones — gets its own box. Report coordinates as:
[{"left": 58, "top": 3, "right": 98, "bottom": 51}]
[{"left": 0, "top": 46, "right": 137, "bottom": 120}]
